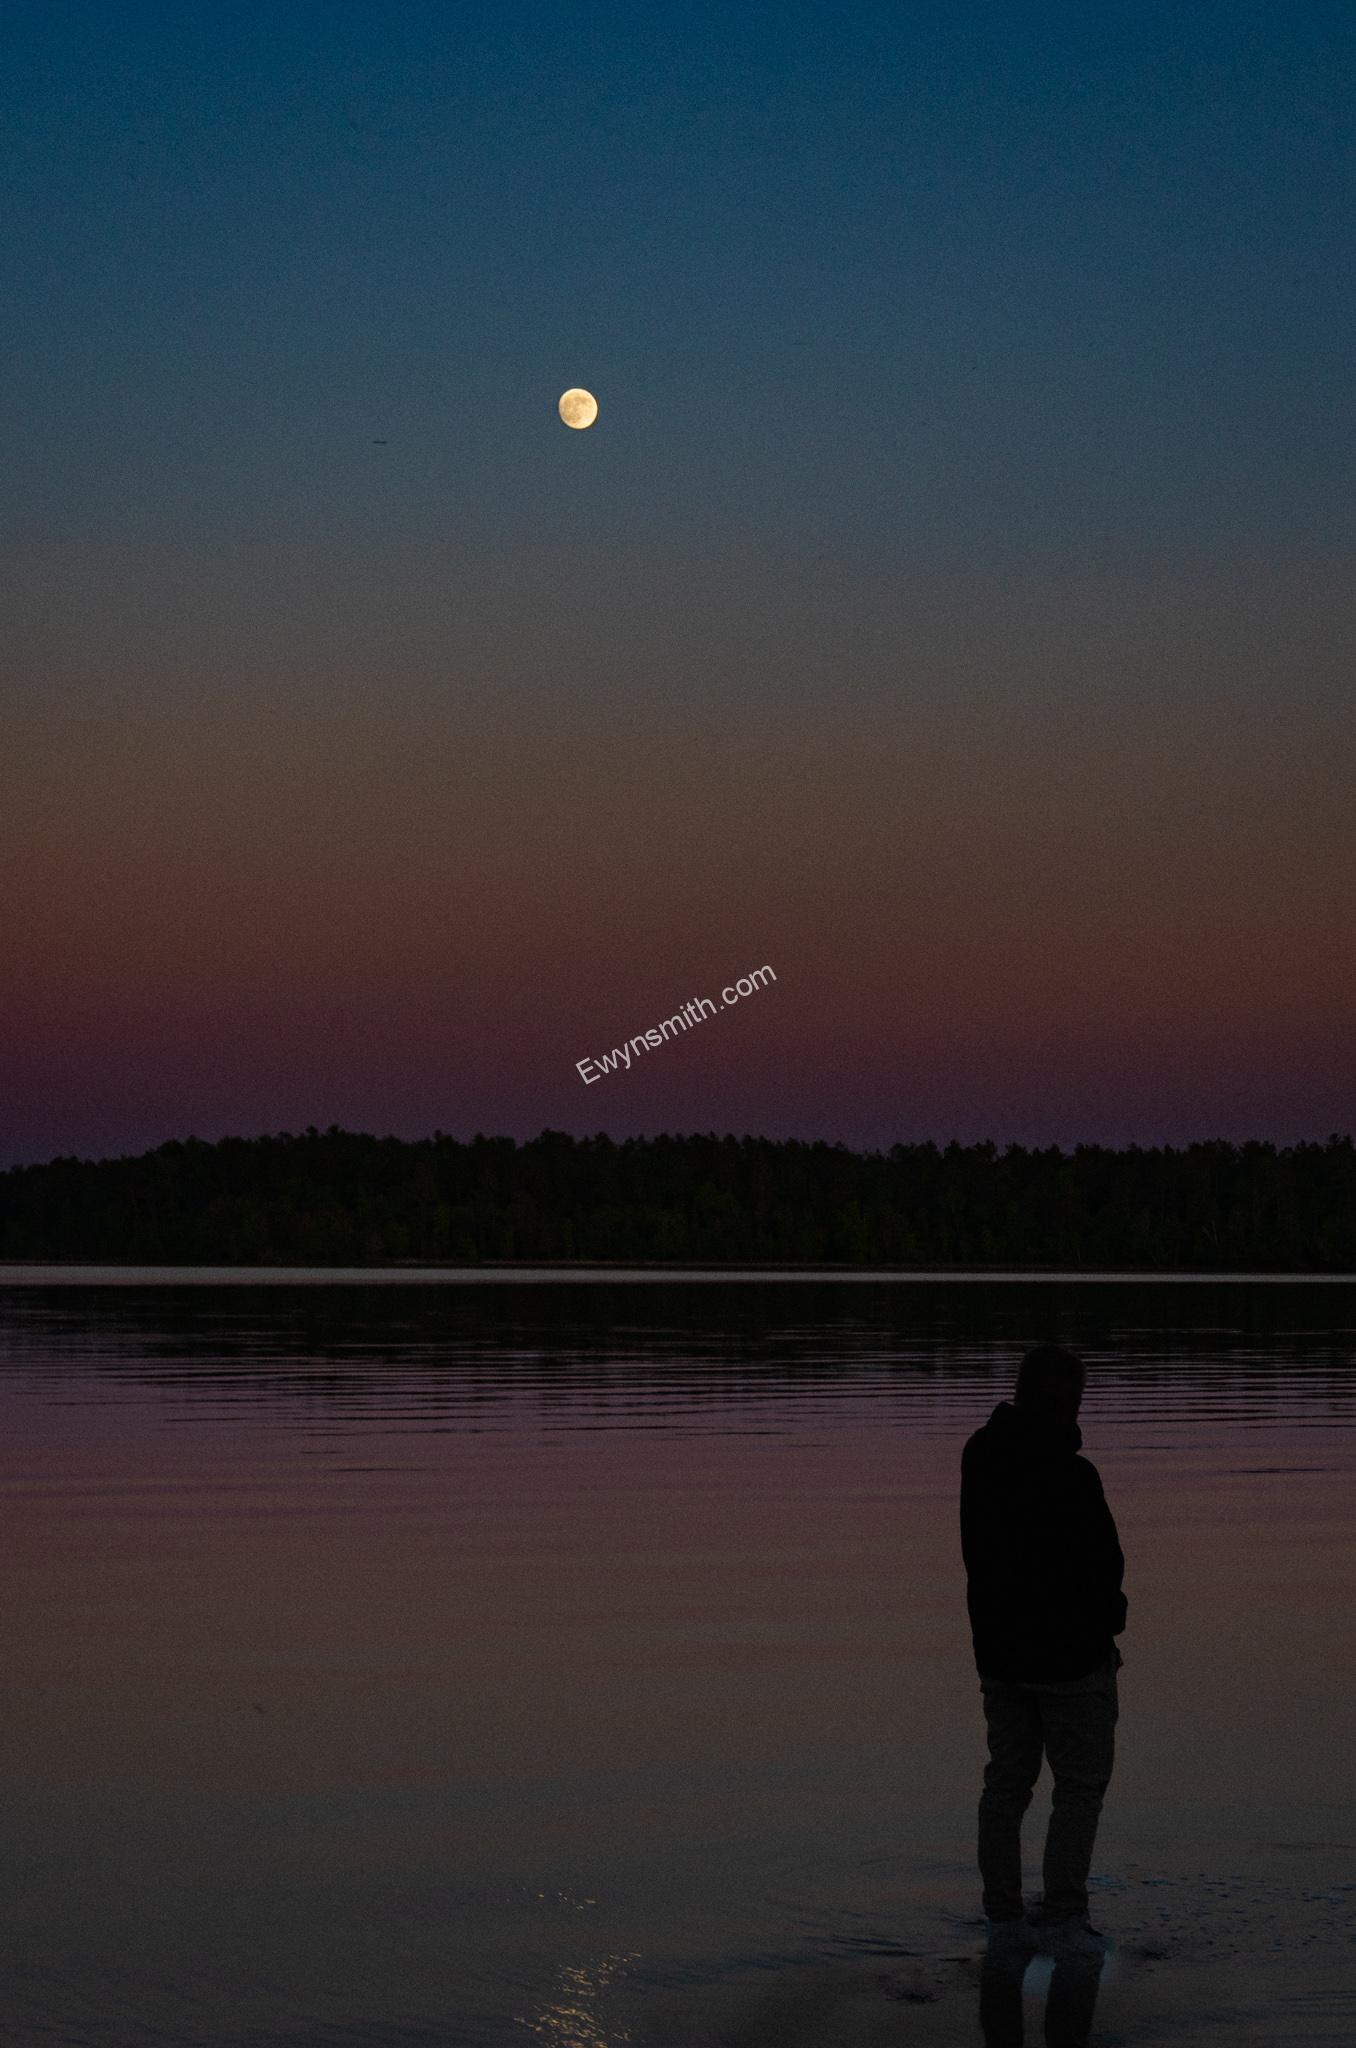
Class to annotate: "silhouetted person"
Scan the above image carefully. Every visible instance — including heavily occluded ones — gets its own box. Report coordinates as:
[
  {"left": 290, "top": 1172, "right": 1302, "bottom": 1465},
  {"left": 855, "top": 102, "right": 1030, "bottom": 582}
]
[{"left": 961, "top": 1345, "right": 1126, "bottom": 1961}]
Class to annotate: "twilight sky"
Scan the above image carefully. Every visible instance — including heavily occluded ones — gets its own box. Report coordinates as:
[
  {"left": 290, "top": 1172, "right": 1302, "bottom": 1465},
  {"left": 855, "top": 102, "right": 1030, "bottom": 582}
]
[{"left": 3, "top": 1, "right": 1353, "bottom": 1165}]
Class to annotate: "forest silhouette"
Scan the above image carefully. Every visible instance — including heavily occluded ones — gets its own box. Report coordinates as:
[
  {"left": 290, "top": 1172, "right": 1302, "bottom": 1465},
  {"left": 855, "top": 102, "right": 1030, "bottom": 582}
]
[{"left": 2, "top": 1129, "right": 1353, "bottom": 1268}]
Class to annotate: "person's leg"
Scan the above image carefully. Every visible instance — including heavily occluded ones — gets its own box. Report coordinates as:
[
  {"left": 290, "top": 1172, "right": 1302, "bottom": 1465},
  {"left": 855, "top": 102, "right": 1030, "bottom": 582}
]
[
  {"left": 978, "top": 1680, "right": 1044, "bottom": 1920},
  {"left": 1035, "top": 1662, "right": 1118, "bottom": 1922}
]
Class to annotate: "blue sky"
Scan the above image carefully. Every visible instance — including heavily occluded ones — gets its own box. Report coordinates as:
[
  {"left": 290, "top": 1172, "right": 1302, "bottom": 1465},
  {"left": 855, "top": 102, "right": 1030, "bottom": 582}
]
[{"left": 6, "top": 1, "right": 1352, "bottom": 568}]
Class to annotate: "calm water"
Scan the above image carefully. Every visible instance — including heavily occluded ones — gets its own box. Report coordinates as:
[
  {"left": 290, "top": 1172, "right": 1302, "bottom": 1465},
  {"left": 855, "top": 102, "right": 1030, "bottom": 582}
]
[{"left": 1, "top": 1275, "right": 1353, "bottom": 2046}]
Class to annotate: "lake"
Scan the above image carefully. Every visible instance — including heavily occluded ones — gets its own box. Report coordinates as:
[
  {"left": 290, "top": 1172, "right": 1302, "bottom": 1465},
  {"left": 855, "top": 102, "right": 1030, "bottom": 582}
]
[{"left": 0, "top": 1273, "right": 1353, "bottom": 2045}]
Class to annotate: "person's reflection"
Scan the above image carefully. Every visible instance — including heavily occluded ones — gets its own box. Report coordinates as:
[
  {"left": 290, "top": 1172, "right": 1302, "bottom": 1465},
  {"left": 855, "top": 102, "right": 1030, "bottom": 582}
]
[{"left": 979, "top": 1947, "right": 1105, "bottom": 2048}]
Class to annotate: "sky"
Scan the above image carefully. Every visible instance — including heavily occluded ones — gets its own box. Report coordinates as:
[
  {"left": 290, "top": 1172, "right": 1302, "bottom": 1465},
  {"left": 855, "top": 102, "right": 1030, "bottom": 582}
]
[{"left": 2, "top": 1, "right": 1353, "bottom": 1165}]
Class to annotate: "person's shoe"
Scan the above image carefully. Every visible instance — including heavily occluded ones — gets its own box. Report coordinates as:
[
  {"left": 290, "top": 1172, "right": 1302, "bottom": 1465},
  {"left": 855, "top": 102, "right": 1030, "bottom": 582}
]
[
  {"left": 1029, "top": 1915, "right": 1108, "bottom": 1958},
  {"left": 985, "top": 1914, "right": 1040, "bottom": 1955}
]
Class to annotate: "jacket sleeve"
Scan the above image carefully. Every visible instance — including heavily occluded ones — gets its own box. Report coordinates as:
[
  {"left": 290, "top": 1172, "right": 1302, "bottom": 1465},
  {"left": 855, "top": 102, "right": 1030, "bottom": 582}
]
[
  {"left": 1081, "top": 1462, "right": 1127, "bottom": 1635},
  {"left": 960, "top": 1438, "right": 1001, "bottom": 1588}
]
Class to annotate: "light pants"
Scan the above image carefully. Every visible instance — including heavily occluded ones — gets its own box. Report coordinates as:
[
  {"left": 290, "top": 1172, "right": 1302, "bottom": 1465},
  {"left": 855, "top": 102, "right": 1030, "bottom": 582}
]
[{"left": 977, "top": 1651, "right": 1119, "bottom": 1922}]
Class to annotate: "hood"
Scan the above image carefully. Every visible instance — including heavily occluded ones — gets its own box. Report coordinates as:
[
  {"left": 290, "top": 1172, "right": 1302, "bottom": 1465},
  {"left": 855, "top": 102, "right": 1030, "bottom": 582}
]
[{"left": 977, "top": 1398, "right": 1083, "bottom": 1463}]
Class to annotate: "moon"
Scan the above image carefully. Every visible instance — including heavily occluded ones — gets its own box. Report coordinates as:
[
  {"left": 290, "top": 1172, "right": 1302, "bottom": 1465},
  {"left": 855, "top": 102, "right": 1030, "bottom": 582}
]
[{"left": 558, "top": 387, "right": 598, "bottom": 430}]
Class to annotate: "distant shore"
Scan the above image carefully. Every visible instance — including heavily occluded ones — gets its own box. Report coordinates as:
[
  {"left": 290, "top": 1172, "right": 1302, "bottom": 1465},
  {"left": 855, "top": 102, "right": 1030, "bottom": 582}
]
[{"left": 4, "top": 1130, "right": 1352, "bottom": 1271}]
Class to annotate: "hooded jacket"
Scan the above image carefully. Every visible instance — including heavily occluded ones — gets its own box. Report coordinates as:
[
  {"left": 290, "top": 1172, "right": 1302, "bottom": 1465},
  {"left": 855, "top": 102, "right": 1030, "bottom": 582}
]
[{"left": 960, "top": 1398, "right": 1127, "bottom": 1683}]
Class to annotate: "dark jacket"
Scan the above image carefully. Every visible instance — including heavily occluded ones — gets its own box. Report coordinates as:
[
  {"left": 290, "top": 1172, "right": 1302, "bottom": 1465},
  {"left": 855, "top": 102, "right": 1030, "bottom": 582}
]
[{"left": 961, "top": 1399, "right": 1127, "bottom": 1682}]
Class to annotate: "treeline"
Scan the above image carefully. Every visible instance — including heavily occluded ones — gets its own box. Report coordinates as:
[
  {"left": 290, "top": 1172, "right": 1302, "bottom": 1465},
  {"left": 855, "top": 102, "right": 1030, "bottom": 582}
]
[{"left": 1, "top": 1128, "right": 1354, "bottom": 1268}]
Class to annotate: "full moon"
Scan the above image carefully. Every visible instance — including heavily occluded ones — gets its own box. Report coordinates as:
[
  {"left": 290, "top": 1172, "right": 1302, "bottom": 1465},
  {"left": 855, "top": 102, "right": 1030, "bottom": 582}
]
[{"left": 558, "top": 387, "right": 598, "bottom": 430}]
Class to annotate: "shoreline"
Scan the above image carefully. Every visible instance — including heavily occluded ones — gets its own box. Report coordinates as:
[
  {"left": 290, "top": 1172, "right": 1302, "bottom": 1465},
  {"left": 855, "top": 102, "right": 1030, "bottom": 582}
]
[{"left": 1, "top": 1260, "right": 1354, "bottom": 1284}]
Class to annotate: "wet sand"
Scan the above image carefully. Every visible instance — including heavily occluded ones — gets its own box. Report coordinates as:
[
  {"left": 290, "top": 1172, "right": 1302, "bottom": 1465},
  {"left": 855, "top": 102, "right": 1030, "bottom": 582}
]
[{"left": 601, "top": 1850, "right": 1356, "bottom": 2045}]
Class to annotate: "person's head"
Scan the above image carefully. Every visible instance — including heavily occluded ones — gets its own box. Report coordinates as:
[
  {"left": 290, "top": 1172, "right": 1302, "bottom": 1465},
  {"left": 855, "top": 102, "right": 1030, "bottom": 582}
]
[{"left": 1014, "top": 1344, "right": 1086, "bottom": 1419}]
